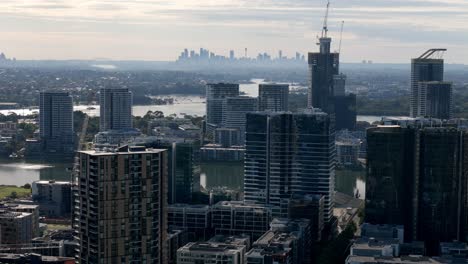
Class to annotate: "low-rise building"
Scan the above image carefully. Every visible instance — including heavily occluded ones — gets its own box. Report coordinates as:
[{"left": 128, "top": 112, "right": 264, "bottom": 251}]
[
  {"left": 168, "top": 204, "right": 212, "bottom": 241},
  {"left": 346, "top": 255, "right": 444, "bottom": 264},
  {"left": 360, "top": 223, "right": 404, "bottom": 244},
  {"left": 350, "top": 238, "right": 401, "bottom": 258},
  {"left": 177, "top": 242, "right": 246, "bottom": 264},
  {"left": 211, "top": 201, "right": 273, "bottom": 241},
  {"left": 0, "top": 210, "right": 33, "bottom": 245},
  {"left": 168, "top": 229, "right": 188, "bottom": 264},
  {"left": 208, "top": 235, "right": 251, "bottom": 250},
  {"left": 3, "top": 203, "right": 40, "bottom": 238},
  {"left": 200, "top": 144, "right": 245, "bottom": 162},
  {"left": 440, "top": 242, "right": 468, "bottom": 259},
  {"left": 0, "top": 122, "right": 18, "bottom": 137},
  {"left": 32, "top": 181, "right": 71, "bottom": 218}
]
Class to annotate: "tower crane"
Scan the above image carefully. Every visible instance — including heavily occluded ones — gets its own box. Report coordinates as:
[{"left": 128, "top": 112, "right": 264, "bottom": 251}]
[
  {"left": 321, "top": 0, "right": 330, "bottom": 38},
  {"left": 338, "top": 21, "right": 344, "bottom": 54},
  {"left": 317, "top": 1, "right": 331, "bottom": 45}
]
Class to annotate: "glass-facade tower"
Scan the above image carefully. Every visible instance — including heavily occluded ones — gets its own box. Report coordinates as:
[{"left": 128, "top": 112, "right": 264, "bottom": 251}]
[{"left": 244, "top": 109, "right": 336, "bottom": 222}]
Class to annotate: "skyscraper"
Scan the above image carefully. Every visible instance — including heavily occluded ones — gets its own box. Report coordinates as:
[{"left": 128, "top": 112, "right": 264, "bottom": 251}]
[
  {"left": 258, "top": 84, "right": 289, "bottom": 112},
  {"left": 222, "top": 96, "right": 258, "bottom": 142},
  {"left": 205, "top": 83, "right": 240, "bottom": 127},
  {"left": 366, "top": 123, "right": 468, "bottom": 254},
  {"left": 39, "top": 91, "right": 74, "bottom": 155},
  {"left": 244, "top": 109, "right": 336, "bottom": 222},
  {"left": 334, "top": 94, "right": 357, "bottom": 131},
  {"left": 419, "top": 81, "right": 453, "bottom": 119},
  {"left": 366, "top": 126, "right": 416, "bottom": 242},
  {"left": 141, "top": 139, "right": 200, "bottom": 204},
  {"left": 99, "top": 88, "right": 133, "bottom": 132},
  {"left": 415, "top": 127, "right": 467, "bottom": 254},
  {"left": 74, "top": 146, "right": 168, "bottom": 264},
  {"left": 307, "top": 6, "right": 356, "bottom": 130},
  {"left": 307, "top": 37, "right": 339, "bottom": 111},
  {"left": 410, "top": 49, "right": 446, "bottom": 118}
]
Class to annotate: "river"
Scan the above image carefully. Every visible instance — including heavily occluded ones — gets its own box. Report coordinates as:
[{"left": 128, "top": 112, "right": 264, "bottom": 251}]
[
  {"left": 0, "top": 158, "right": 364, "bottom": 200},
  {"left": 0, "top": 79, "right": 367, "bottom": 196},
  {"left": 0, "top": 79, "right": 404, "bottom": 123}
]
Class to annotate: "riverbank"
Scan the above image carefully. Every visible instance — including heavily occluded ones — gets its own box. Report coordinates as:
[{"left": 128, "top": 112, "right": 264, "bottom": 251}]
[{"left": 0, "top": 185, "right": 31, "bottom": 199}]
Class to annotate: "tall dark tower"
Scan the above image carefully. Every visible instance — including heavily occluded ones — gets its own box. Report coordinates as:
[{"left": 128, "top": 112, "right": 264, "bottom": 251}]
[
  {"left": 410, "top": 49, "right": 451, "bottom": 119},
  {"left": 307, "top": 1, "right": 356, "bottom": 130},
  {"left": 307, "top": 38, "right": 339, "bottom": 111}
]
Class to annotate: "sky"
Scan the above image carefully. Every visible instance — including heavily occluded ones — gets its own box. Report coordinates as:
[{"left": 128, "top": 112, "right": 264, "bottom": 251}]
[{"left": 0, "top": 0, "right": 467, "bottom": 63}]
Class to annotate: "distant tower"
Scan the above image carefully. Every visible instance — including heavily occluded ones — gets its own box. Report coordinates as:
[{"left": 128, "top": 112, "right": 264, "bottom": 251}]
[
  {"left": 307, "top": 1, "right": 339, "bottom": 111},
  {"left": 206, "top": 83, "right": 240, "bottom": 127},
  {"left": 410, "top": 49, "right": 451, "bottom": 119},
  {"left": 230, "top": 50, "right": 235, "bottom": 60},
  {"left": 258, "top": 84, "right": 289, "bottom": 112},
  {"left": 307, "top": 2, "right": 356, "bottom": 130},
  {"left": 99, "top": 88, "right": 133, "bottom": 132},
  {"left": 39, "top": 91, "right": 74, "bottom": 155},
  {"left": 278, "top": 50, "right": 283, "bottom": 60},
  {"left": 222, "top": 96, "right": 258, "bottom": 142}
]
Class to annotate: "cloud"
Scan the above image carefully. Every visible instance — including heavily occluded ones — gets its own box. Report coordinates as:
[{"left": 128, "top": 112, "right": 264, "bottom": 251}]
[{"left": 0, "top": 0, "right": 466, "bottom": 63}]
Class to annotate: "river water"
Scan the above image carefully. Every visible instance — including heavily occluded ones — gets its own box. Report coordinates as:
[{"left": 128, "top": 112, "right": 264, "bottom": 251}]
[
  {"left": 0, "top": 79, "right": 366, "bottom": 196},
  {"left": 0, "top": 79, "right": 403, "bottom": 123}
]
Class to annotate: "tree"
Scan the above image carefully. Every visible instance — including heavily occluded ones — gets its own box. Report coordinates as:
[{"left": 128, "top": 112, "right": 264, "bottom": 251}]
[
  {"left": 10, "top": 191, "right": 17, "bottom": 199},
  {"left": 23, "top": 183, "right": 31, "bottom": 189}
]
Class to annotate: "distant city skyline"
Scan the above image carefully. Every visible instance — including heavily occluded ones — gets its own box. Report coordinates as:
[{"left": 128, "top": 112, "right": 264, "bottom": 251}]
[{"left": 0, "top": 0, "right": 467, "bottom": 63}]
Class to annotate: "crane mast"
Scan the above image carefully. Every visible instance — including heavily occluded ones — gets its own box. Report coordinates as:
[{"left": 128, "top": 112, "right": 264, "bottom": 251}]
[
  {"left": 321, "top": 1, "right": 330, "bottom": 38},
  {"left": 338, "top": 21, "right": 344, "bottom": 54}
]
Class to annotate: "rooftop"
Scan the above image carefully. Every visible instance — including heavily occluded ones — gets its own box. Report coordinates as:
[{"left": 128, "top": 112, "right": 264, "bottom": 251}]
[
  {"left": 80, "top": 145, "right": 166, "bottom": 156},
  {"left": 179, "top": 242, "right": 245, "bottom": 254}
]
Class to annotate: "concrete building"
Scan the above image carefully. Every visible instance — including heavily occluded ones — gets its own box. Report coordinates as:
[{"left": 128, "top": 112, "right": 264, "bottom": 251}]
[
  {"left": 32, "top": 180, "right": 71, "bottom": 218},
  {"left": 4, "top": 203, "right": 40, "bottom": 238},
  {"left": 215, "top": 128, "right": 242, "bottom": 147},
  {"left": 168, "top": 204, "right": 212, "bottom": 241},
  {"left": 200, "top": 144, "right": 245, "bottom": 162},
  {"left": 211, "top": 201, "right": 273, "bottom": 241},
  {"left": 208, "top": 235, "right": 251, "bottom": 249},
  {"left": 0, "top": 210, "right": 33, "bottom": 245},
  {"left": 222, "top": 96, "right": 258, "bottom": 142},
  {"left": 258, "top": 84, "right": 289, "bottom": 112},
  {"left": 168, "top": 229, "right": 188, "bottom": 264},
  {"left": 74, "top": 146, "right": 168, "bottom": 264},
  {"left": 134, "top": 138, "right": 201, "bottom": 204},
  {"left": 246, "top": 218, "right": 311, "bottom": 264},
  {"left": 346, "top": 255, "right": 443, "bottom": 264},
  {"left": 0, "top": 254, "right": 75, "bottom": 264},
  {"left": 177, "top": 242, "right": 246, "bottom": 264},
  {"left": 336, "top": 139, "right": 361, "bottom": 167},
  {"left": 440, "top": 242, "right": 468, "bottom": 258},
  {"left": 350, "top": 238, "right": 401, "bottom": 258},
  {"left": 419, "top": 81, "right": 453, "bottom": 119},
  {"left": 99, "top": 87, "right": 133, "bottom": 131},
  {"left": 282, "top": 195, "right": 324, "bottom": 242},
  {"left": 360, "top": 224, "right": 404, "bottom": 244},
  {"left": 206, "top": 83, "right": 240, "bottom": 127},
  {"left": 244, "top": 109, "right": 336, "bottom": 222},
  {"left": 39, "top": 91, "right": 74, "bottom": 156},
  {"left": 0, "top": 121, "right": 18, "bottom": 137},
  {"left": 410, "top": 49, "right": 448, "bottom": 118}
]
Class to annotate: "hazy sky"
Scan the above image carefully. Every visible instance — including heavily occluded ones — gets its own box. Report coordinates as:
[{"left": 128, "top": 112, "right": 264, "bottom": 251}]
[{"left": 0, "top": 0, "right": 467, "bottom": 63}]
